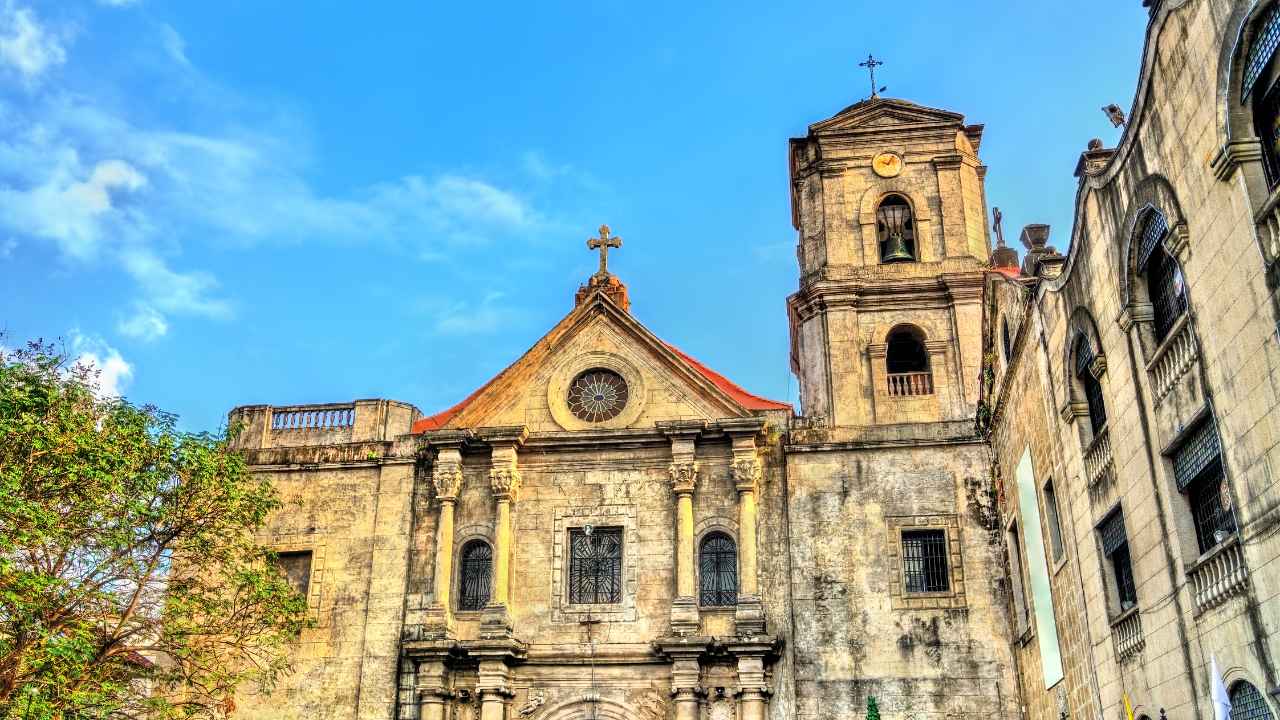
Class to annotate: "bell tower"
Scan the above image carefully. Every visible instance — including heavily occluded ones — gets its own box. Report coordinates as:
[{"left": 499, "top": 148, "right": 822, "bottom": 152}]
[{"left": 786, "top": 96, "right": 993, "bottom": 427}]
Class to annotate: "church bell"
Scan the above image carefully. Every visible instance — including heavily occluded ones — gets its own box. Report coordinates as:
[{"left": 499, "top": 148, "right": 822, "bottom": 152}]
[{"left": 878, "top": 202, "right": 915, "bottom": 262}]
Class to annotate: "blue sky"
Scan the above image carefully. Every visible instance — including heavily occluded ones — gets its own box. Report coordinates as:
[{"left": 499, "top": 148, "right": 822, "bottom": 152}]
[{"left": 1, "top": 0, "right": 1148, "bottom": 431}]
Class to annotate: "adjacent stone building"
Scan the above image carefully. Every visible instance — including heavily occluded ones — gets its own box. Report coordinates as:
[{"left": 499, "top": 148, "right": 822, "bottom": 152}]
[{"left": 223, "top": 2, "right": 1280, "bottom": 719}]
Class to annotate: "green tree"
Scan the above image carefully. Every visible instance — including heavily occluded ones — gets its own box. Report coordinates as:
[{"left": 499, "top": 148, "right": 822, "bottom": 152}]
[
  {"left": 867, "top": 696, "right": 881, "bottom": 720},
  {"left": 0, "top": 340, "right": 309, "bottom": 719}
]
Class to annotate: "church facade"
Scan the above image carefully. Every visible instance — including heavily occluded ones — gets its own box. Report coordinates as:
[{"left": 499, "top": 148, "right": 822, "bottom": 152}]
[{"left": 224, "top": 2, "right": 1280, "bottom": 720}]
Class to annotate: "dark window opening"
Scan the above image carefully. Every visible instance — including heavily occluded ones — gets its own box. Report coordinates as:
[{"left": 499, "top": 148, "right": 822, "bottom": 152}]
[
  {"left": 568, "top": 527, "right": 622, "bottom": 604},
  {"left": 1074, "top": 335, "right": 1107, "bottom": 434},
  {"left": 1044, "top": 480, "right": 1065, "bottom": 563},
  {"left": 699, "top": 532, "right": 738, "bottom": 607},
  {"left": 1230, "top": 681, "right": 1275, "bottom": 720},
  {"left": 1146, "top": 245, "right": 1188, "bottom": 344},
  {"left": 1001, "top": 317, "right": 1013, "bottom": 363},
  {"left": 272, "top": 550, "right": 312, "bottom": 597},
  {"left": 1099, "top": 509, "right": 1136, "bottom": 610},
  {"left": 1175, "top": 420, "right": 1236, "bottom": 554},
  {"left": 877, "top": 195, "right": 917, "bottom": 263},
  {"left": 1007, "top": 522, "right": 1030, "bottom": 626},
  {"left": 458, "top": 540, "right": 493, "bottom": 611},
  {"left": 886, "top": 327, "right": 933, "bottom": 396},
  {"left": 902, "top": 529, "right": 950, "bottom": 594}
]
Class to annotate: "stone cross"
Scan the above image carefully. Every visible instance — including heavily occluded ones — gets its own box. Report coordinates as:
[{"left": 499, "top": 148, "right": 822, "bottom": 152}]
[
  {"left": 587, "top": 224, "right": 622, "bottom": 277},
  {"left": 859, "top": 53, "right": 884, "bottom": 99}
]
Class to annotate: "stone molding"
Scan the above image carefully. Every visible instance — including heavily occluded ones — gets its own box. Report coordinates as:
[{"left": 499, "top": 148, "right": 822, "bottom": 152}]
[
  {"left": 432, "top": 462, "right": 462, "bottom": 502},
  {"left": 488, "top": 467, "right": 521, "bottom": 501},
  {"left": 731, "top": 457, "right": 762, "bottom": 494},
  {"left": 885, "top": 514, "right": 967, "bottom": 610},
  {"left": 668, "top": 461, "right": 700, "bottom": 496}
]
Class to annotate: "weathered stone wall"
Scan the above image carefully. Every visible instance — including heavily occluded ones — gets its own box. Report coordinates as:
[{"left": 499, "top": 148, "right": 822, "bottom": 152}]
[{"left": 783, "top": 427, "right": 1019, "bottom": 720}]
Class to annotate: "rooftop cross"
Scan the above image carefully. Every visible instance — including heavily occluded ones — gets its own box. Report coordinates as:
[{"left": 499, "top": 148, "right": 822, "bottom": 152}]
[
  {"left": 587, "top": 224, "right": 622, "bottom": 278},
  {"left": 859, "top": 53, "right": 886, "bottom": 99}
]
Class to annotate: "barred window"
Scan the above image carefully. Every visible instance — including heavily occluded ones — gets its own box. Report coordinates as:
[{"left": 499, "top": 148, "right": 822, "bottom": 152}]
[
  {"left": 902, "top": 529, "right": 950, "bottom": 593},
  {"left": 568, "top": 527, "right": 622, "bottom": 604},
  {"left": 1074, "top": 335, "right": 1107, "bottom": 434},
  {"left": 699, "top": 532, "right": 738, "bottom": 607},
  {"left": 1099, "top": 509, "right": 1137, "bottom": 609},
  {"left": 1230, "top": 681, "right": 1275, "bottom": 720},
  {"left": 1175, "top": 420, "right": 1236, "bottom": 554},
  {"left": 1146, "top": 244, "right": 1187, "bottom": 344},
  {"left": 458, "top": 540, "right": 492, "bottom": 611}
]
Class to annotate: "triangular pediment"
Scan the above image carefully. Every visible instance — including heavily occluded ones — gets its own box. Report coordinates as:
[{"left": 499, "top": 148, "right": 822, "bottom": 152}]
[
  {"left": 413, "top": 287, "right": 788, "bottom": 434},
  {"left": 808, "top": 97, "right": 965, "bottom": 135}
]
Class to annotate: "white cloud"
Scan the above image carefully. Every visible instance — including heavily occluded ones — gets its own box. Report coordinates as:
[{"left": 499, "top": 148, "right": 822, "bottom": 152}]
[
  {"left": 117, "top": 303, "right": 167, "bottom": 341},
  {"left": 119, "top": 249, "right": 230, "bottom": 319},
  {"left": 0, "top": 2, "right": 66, "bottom": 82},
  {"left": 158, "top": 23, "right": 187, "bottom": 66},
  {"left": 431, "top": 291, "right": 525, "bottom": 336},
  {"left": 98, "top": 0, "right": 140, "bottom": 6},
  {"left": 0, "top": 237, "right": 14, "bottom": 258},
  {"left": 69, "top": 331, "right": 133, "bottom": 398}
]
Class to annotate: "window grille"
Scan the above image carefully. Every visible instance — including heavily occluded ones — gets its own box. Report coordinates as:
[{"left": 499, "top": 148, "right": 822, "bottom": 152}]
[
  {"left": 1244, "top": 4, "right": 1280, "bottom": 101},
  {"left": 1230, "top": 681, "right": 1275, "bottom": 720},
  {"left": 568, "top": 527, "right": 623, "bottom": 604},
  {"left": 458, "top": 540, "right": 492, "bottom": 611},
  {"left": 1075, "top": 335, "right": 1107, "bottom": 434},
  {"left": 1147, "top": 246, "right": 1188, "bottom": 344},
  {"left": 902, "top": 529, "right": 950, "bottom": 593},
  {"left": 699, "top": 533, "right": 738, "bottom": 606},
  {"left": 1173, "top": 420, "right": 1223, "bottom": 491},
  {"left": 1099, "top": 509, "right": 1137, "bottom": 608},
  {"left": 1136, "top": 210, "right": 1168, "bottom": 273},
  {"left": 1189, "top": 469, "right": 1236, "bottom": 554}
]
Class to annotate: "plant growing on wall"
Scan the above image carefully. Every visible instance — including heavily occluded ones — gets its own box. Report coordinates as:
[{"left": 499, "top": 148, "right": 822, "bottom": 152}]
[
  {"left": 867, "top": 696, "right": 881, "bottom": 720},
  {"left": 0, "top": 340, "right": 311, "bottom": 719}
]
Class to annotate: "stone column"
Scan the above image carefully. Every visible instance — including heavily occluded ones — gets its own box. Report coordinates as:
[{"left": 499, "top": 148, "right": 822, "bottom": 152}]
[
  {"left": 729, "top": 429, "right": 766, "bottom": 636},
  {"left": 425, "top": 449, "right": 462, "bottom": 636},
  {"left": 479, "top": 427, "right": 526, "bottom": 639},
  {"left": 415, "top": 659, "right": 451, "bottom": 720},
  {"left": 669, "top": 437, "right": 700, "bottom": 635},
  {"left": 671, "top": 656, "right": 704, "bottom": 720},
  {"left": 475, "top": 657, "right": 515, "bottom": 720},
  {"left": 735, "top": 653, "right": 770, "bottom": 720}
]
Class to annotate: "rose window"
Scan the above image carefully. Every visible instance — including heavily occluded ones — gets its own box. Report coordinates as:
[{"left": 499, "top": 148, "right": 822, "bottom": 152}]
[{"left": 566, "top": 368, "right": 629, "bottom": 422}]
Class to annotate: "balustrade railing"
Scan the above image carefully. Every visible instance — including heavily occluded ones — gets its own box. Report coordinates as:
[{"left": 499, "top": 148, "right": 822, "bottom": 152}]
[
  {"left": 271, "top": 404, "right": 355, "bottom": 431},
  {"left": 1188, "top": 537, "right": 1249, "bottom": 615},
  {"left": 1146, "top": 314, "right": 1197, "bottom": 406},
  {"left": 1082, "top": 426, "right": 1115, "bottom": 489},
  {"left": 1111, "top": 608, "right": 1145, "bottom": 662},
  {"left": 887, "top": 372, "right": 934, "bottom": 397}
]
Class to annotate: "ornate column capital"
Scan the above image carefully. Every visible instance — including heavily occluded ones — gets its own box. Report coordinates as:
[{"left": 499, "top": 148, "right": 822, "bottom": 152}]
[
  {"left": 488, "top": 467, "right": 521, "bottom": 501},
  {"left": 669, "top": 461, "right": 699, "bottom": 496},
  {"left": 432, "top": 462, "right": 462, "bottom": 502},
  {"left": 1117, "top": 302, "right": 1153, "bottom": 333},
  {"left": 732, "top": 457, "right": 762, "bottom": 494}
]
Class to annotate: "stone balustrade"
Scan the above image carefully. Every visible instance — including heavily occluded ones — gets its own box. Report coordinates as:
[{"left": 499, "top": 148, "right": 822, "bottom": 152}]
[
  {"left": 1111, "top": 608, "right": 1145, "bottom": 662},
  {"left": 1146, "top": 314, "right": 1197, "bottom": 406},
  {"left": 1082, "top": 426, "right": 1115, "bottom": 489},
  {"left": 271, "top": 404, "right": 355, "bottom": 431},
  {"left": 887, "top": 371, "right": 934, "bottom": 397},
  {"left": 1188, "top": 537, "right": 1249, "bottom": 615}
]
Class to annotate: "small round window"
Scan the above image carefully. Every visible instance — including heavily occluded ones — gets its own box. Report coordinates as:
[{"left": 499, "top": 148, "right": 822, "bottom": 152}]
[{"left": 567, "top": 368, "right": 629, "bottom": 422}]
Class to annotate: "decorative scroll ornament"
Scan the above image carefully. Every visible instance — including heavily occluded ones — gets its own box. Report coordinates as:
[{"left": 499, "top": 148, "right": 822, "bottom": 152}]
[
  {"left": 732, "top": 457, "right": 763, "bottom": 493},
  {"left": 516, "top": 689, "right": 546, "bottom": 717},
  {"left": 432, "top": 463, "right": 462, "bottom": 501},
  {"left": 668, "top": 461, "right": 699, "bottom": 495},
  {"left": 489, "top": 467, "right": 521, "bottom": 500}
]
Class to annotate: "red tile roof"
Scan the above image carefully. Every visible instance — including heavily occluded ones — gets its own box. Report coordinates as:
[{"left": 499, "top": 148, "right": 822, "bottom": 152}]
[{"left": 411, "top": 342, "right": 790, "bottom": 433}]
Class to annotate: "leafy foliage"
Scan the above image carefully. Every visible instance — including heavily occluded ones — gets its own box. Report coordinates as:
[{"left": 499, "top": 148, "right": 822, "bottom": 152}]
[
  {"left": 0, "top": 340, "right": 309, "bottom": 719},
  {"left": 867, "top": 696, "right": 881, "bottom": 720}
]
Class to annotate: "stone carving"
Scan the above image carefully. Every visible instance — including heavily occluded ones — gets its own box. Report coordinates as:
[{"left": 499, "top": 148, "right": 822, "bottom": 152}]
[
  {"left": 732, "top": 457, "right": 762, "bottom": 492},
  {"left": 517, "top": 689, "right": 546, "bottom": 717},
  {"left": 632, "top": 691, "right": 667, "bottom": 720},
  {"left": 489, "top": 467, "right": 521, "bottom": 500},
  {"left": 432, "top": 462, "right": 462, "bottom": 501},
  {"left": 668, "top": 461, "right": 699, "bottom": 495},
  {"left": 707, "top": 697, "right": 734, "bottom": 720}
]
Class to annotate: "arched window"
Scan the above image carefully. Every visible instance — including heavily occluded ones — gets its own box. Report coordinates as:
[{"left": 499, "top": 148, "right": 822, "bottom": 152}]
[
  {"left": 1230, "top": 680, "right": 1276, "bottom": 720},
  {"left": 886, "top": 325, "right": 932, "bottom": 396},
  {"left": 458, "top": 540, "right": 492, "bottom": 611},
  {"left": 1244, "top": 4, "right": 1280, "bottom": 187},
  {"left": 876, "top": 194, "right": 917, "bottom": 263},
  {"left": 699, "top": 532, "right": 738, "bottom": 606},
  {"left": 1136, "top": 210, "right": 1187, "bottom": 343},
  {"left": 1074, "top": 334, "right": 1107, "bottom": 434}
]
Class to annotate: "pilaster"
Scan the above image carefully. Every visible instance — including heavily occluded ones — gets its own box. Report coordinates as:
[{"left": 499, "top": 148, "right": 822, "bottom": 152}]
[
  {"left": 661, "top": 421, "right": 704, "bottom": 636},
  {"left": 424, "top": 445, "right": 463, "bottom": 638},
  {"left": 725, "top": 419, "right": 767, "bottom": 637},
  {"left": 477, "top": 426, "right": 527, "bottom": 640}
]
